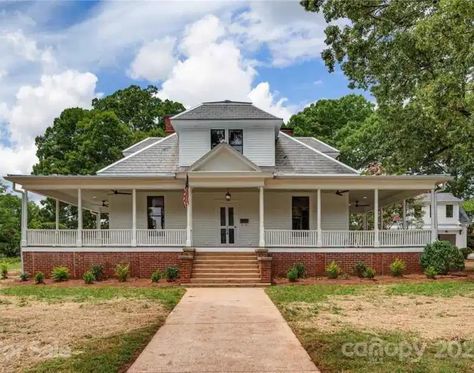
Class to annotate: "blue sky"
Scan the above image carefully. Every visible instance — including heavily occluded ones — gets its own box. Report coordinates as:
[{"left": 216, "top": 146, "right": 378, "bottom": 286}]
[{"left": 0, "top": 1, "right": 369, "bottom": 176}]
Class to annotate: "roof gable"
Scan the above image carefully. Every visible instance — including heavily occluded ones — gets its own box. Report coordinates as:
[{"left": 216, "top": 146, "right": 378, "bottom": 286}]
[{"left": 190, "top": 143, "right": 261, "bottom": 172}]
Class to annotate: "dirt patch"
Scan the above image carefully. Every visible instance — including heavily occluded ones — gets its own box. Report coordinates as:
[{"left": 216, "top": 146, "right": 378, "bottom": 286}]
[
  {"left": 294, "top": 293, "right": 474, "bottom": 340},
  {"left": 0, "top": 296, "right": 167, "bottom": 372}
]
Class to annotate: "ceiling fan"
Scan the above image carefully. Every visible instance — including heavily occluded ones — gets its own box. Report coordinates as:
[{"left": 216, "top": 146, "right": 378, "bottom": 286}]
[
  {"left": 352, "top": 200, "right": 370, "bottom": 207},
  {"left": 108, "top": 190, "right": 132, "bottom": 195},
  {"left": 101, "top": 200, "right": 109, "bottom": 207},
  {"left": 335, "top": 190, "right": 349, "bottom": 196}
]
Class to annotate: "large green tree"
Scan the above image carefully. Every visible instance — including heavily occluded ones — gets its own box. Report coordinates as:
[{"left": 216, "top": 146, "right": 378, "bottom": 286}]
[{"left": 301, "top": 0, "right": 474, "bottom": 197}]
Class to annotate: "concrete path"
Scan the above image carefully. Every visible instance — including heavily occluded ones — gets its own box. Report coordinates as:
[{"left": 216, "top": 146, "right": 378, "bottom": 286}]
[{"left": 128, "top": 288, "right": 319, "bottom": 372}]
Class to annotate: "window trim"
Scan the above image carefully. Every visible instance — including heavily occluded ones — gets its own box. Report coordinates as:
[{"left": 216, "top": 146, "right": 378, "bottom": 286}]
[
  {"left": 291, "top": 196, "right": 310, "bottom": 231},
  {"left": 446, "top": 204, "right": 454, "bottom": 218},
  {"left": 210, "top": 128, "right": 244, "bottom": 154},
  {"left": 147, "top": 196, "right": 165, "bottom": 229}
]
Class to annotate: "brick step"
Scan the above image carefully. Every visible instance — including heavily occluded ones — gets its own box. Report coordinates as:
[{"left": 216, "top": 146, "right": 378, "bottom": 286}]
[
  {"left": 194, "top": 259, "right": 258, "bottom": 265},
  {"left": 189, "top": 277, "right": 261, "bottom": 283},
  {"left": 196, "top": 252, "right": 255, "bottom": 256},
  {"left": 182, "top": 283, "right": 271, "bottom": 288},
  {"left": 192, "top": 268, "right": 259, "bottom": 274},
  {"left": 192, "top": 272, "right": 259, "bottom": 278},
  {"left": 194, "top": 255, "right": 257, "bottom": 261}
]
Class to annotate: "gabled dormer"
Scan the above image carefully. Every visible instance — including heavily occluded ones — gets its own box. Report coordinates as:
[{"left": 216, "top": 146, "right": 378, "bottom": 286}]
[{"left": 170, "top": 100, "right": 282, "bottom": 167}]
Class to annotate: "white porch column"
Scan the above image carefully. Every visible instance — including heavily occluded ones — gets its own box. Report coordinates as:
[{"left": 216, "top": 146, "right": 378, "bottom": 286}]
[
  {"left": 362, "top": 213, "right": 368, "bottom": 230},
  {"left": 380, "top": 207, "right": 384, "bottom": 230},
  {"left": 185, "top": 186, "right": 193, "bottom": 247},
  {"left": 374, "top": 189, "right": 379, "bottom": 246},
  {"left": 132, "top": 188, "right": 137, "bottom": 247},
  {"left": 96, "top": 212, "right": 101, "bottom": 230},
  {"left": 20, "top": 191, "right": 28, "bottom": 247},
  {"left": 55, "top": 199, "right": 60, "bottom": 230},
  {"left": 77, "top": 188, "right": 82, "bottom": 247},
  {"left": 317, "top": 189, "right": 322, "bottom": 247},
  {"left": 402, "top": 199, "right": 407, "bottom": 229},
  {"left": 259, "top": 187, "right": 265, "bottom": 247},
  {"left": 431, "top": 189, "right": 438, "bottom": 242}
]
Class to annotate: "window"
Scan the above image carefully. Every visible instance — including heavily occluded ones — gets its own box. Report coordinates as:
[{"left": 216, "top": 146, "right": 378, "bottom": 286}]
[
  {"left": 446, "top": 204, "right": 453, "bottom": 218},
  {"left": 211, "top": 129, "right": 225, "bottom": 149},
  {"left": 229, "top": 129, "right": 243, "bottom": 153},
  {"left": 292, "top": 196, "right": 310, "bottom": 230},
  {"left": 147, "top": 196, "right": 164, "bottom": 229},
  {"left": 210, "top": 129, "right": 244, "bottom": 153}
]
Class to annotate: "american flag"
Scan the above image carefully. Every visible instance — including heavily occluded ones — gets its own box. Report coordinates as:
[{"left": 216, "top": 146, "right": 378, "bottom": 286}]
[{"left": 183, "top": 174, "right": 189, "bottom": 208}]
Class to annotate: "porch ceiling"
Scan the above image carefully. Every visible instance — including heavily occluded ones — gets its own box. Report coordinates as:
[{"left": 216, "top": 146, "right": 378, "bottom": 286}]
[{"left": 347, "top": 189, "right": 424, "bottom": 213}]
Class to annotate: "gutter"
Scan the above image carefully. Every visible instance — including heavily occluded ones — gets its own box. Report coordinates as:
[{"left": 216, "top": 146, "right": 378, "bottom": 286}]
[{"left": 12, "top": 182, "right": 25, "bottom": 273}]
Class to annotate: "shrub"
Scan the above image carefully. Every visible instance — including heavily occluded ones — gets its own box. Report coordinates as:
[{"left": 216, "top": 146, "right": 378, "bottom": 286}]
[
  {"left": 354, "top": 261, "right": 367, "bottom": 278},
  {"left": 151, "top": 270, "right": 162, "bottom": 283},
  {"left": 390, "top": 258, "right": 406, "bottom": 277},
  {"left": 293, "top": 262, "right": 306, "bottom": 278},
  {"left": 460, "top": 247, "right": 472, "bottom": 259},
  {"left": 90, "top": 264, "right": 105, "bottom": 281},
  {"left": 34, "top": 272, "right": 45, "bottom": 284},
  {"left": 420, "top": 241, "right": 465, "bottom": 275},
  {"left": 19, "top": 272, "right": 30, "bottom": 281},
  {"left": 51, "top": 266, "right": 70, "bottom": 282},
  {"left": 0, "top": 263, "right": 8, "bottom": 279},
  {"left": 326, "top": 261, "right": 342, "bottom": 279},
  {"left": 287, "top": 267, "right": 298, "bottom": 282},
  {"left": 425, "top": 266, "right": 438, "bottom": 279},
  {"left": 164, "top": 266, "right": 179, "bottom": 282},
  {"left": 363, "top": 267, "right": 376, "bottom": 279},
  {"left": 83, "top": 270, "right": 95, "bottom": 284},
  {"left": 115, "top": 264, "right": 130, "bottom": 282}
]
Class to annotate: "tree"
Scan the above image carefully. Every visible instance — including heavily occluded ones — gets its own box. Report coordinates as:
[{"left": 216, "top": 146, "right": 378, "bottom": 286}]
[{"left": 301, "top": 0, "right": 474, "bottom": 197}]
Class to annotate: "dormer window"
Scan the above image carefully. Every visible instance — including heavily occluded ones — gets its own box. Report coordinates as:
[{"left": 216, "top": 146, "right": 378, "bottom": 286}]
[{"left": 210, "top": 129, "right": 244, "bottom": 154}]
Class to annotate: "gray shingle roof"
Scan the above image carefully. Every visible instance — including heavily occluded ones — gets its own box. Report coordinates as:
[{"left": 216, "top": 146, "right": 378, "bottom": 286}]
[
  {"left": 122, "top": 137, "right": 161, "bottom": 157},
  {"left": 295, "top": 137, "right": 340, "bottom": 159},
  {"left": 421, "top": 193, "right": 463, "bottom": 203},
  {"left": 98, "top": 134, "right": 178, "bottom": 175},
  {"left": 172, "top": 100, "right": 281, "bottom": 120},
  {"left": 274, "top": 134, "right": 357, "bottom": 175}
]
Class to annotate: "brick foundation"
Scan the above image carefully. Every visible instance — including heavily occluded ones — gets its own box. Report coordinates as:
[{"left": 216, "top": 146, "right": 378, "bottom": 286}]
[
  {"left": 270, "top": 251, "right": 423, "bottom": 278},
  {"left": 23, "top": 251, "right": 181, "bottom": 279}
]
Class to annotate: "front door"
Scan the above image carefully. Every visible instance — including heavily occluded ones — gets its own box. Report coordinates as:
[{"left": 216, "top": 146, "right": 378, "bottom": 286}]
[{"left": 219, "top": 206, "right": 236, "bottom": 245}]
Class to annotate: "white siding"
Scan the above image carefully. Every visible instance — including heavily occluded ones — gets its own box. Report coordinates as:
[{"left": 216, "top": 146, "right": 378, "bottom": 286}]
[
  {"left": 243, "top": 127, "right": 275, "bottom": 166},
  {"left": 178, "top": 129, "right": 210, "bottom": 166}
]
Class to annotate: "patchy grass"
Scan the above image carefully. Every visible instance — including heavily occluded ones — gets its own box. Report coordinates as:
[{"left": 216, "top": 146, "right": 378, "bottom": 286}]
[
  {"left": 0, "top": 257, "right": 21, "bottom": 271},
  {"left": 267, "top": 281, "right": 474, "bottom": 373},
  {"left": 0, "top": 285, "right": 185, "bottom": 309}
]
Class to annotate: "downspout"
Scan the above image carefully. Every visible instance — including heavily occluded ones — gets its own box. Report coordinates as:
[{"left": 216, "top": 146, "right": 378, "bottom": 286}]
[{"left": 12, "top": 182, "right": 25, "bottom": 273}]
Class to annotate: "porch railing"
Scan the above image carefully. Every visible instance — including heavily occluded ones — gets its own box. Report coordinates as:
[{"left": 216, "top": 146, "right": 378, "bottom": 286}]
[
  {"left": 379, "top": 229, "right": 431, "bottom": 247},
  {"left": 265, "top": 230, "right": 318, "bottom": 247},
  {"left": 82, "top": 229, "right": 133, "bottom": 247},
  {"left": 136, "top": 229, "right": 186, "bottom": 246},
  {"left": 27, "top": 229, "right": 77, "bottom": 247},
  {"left": 322, "top": 230, "right": 375, "bottom": 247}
]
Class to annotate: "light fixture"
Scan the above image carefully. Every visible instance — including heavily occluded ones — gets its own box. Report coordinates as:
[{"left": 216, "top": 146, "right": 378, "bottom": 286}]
[{"left": 225, "top": 190, "right": 231, "bottom": 201}]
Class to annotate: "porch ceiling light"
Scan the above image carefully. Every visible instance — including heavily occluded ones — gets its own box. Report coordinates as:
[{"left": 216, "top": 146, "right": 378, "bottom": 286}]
[{"left": 225, "top": 190, "right": 231, "bottom": 201}]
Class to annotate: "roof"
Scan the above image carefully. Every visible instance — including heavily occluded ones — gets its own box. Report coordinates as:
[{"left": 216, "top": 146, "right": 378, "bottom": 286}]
[
  {"left": 171, "top": 100, "right": 282, "bottom": 121},
  {"left": 421, "top": 192, "right": 463, "bottom": 203},
  {"left": 274, "top": 132, "right": 358, "bottom": 175},
  {"left": 295, "top": 137, "right": 340, "bottom": 159},
  {"left": 98, "top": 134, "right": 179, "bottom": 175},
  {"left": 122, "top": 137, "right": 161, "bottom": 157}
]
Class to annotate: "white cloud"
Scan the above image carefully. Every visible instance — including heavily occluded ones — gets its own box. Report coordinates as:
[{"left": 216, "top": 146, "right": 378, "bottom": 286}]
[
  {"left": 248, "top": 82, "right": 293, "bottom": 122},
  {"left": 128, "top": 37, "right": 176, "bottom": 81},
  {"left": 1, "top": 30, "right": 55, "bottom": 65},
  {"left": 0, "top": 144, "right": 38, "bottom": 175},
  {"left": 180, "top": 14, "right": 226, "bottom": 55}
]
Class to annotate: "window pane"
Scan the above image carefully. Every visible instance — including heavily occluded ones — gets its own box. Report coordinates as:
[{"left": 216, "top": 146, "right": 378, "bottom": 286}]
[
  {"left": 211, "top": 129, "right": 225, "bottom": 149},
  {"left": 292, "top": 197, "right": 310, "bottom": 230},
  {"left": 147, "top": 196, "right": 164, "bottom": 229},
  {"left": 229, "top": 130, "right": 243, "bottom": 153},
  {"left": 220, "top": 207, "right": 226, "bottom": 226},
  {"left": 228, "top": 228, "right": 235, "bottom": 244},
  {"left": 220, "top": 228, "right": 227, "bottom": 244},
  {"left": 228, "top": 207, "right": 234, "bottom": 226},
  {"left": 446, "top": 204, "right": 453, "bottom": 218}
]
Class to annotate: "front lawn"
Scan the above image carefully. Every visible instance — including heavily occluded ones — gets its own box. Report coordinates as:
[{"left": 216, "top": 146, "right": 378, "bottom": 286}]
[
  {"left": 0, "top": 284, "right": 185, "bottom": 372},
  {"left": 267, "top": 280, "right": 474, "bottom": 373}
]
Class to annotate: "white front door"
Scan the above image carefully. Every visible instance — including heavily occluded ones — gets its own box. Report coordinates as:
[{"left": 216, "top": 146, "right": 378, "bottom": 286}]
[{"left": 219, "top": 206, "right": 236, "bottom": 245}]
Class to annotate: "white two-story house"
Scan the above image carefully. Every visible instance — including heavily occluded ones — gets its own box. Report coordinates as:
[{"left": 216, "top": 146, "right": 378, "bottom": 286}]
[{"left": 6, "top": 100, "right": 451, "bottom": 285}]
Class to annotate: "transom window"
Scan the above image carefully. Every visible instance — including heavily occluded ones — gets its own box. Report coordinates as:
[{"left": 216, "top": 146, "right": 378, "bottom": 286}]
[
  {"left": 446, "top": 204, "right": 453, "bottom": 218},
  {"left": 292, "top": 196, "right": 310, "bottom": 230},
  {"left": 147, "top": 196, "right": 164, "bottom": 229},
  {"left": 210, "top": 129, "right": 244, "bottom": 153}
]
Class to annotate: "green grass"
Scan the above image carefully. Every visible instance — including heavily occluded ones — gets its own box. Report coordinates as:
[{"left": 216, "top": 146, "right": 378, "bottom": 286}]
[
  {"left": 385, "top": 280, "right": 474, "bottom": 298},
  {"left": 27, "top": 322, "right": 163, "bottom": 373},
  {"left": 0, "top": 256, "right": 21, "bottom": 271},
  {"left": 0, "top": 285, "right": 185, "bottom": 310},
  {"left": 266, "top": 283, "right": 363, "bottom": 304}
]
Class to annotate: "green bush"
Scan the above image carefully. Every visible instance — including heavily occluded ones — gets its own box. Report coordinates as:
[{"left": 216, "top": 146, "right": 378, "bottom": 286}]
[
  {"left": 326, "top": 261, "right": 342, "bottom": 279},
  {"left": 115, "top": 264, "right": 130, "bottom": 282},
  {"left": 151, "top": 270, "right": 162, "bottom": 283},
  {"left": 389, "top": 258, "right": 406, "bottom": 277},
  {"left": 420, "top": 241, "right": 465, "bottom": 275},
  {"left": 34, "top": 272, "right": 45, "bottom": 284},
  {"left": 363, "top": 267, "right": 376, "bottom": 279},
  {"left": 293, "top": 262, "right": 306, "bottom": 278},
  {"left": 0, "top": 263, "right": 8, "bottom": 279},
  {"left": 51, "top": 266, "right": 70, "bottom": 282},
  {"left": 90, "top": 264, "right": 105, "bottom": 281},
  {"left": 424, "top": 266, "right": 438, "bottom": 279},
  {"left": 354, "top": 261, "right": 367, "bottom": 278},
  {"left": 287, "top": 267, "right": 298, "bottom": 282},
  {"left": 19, "top": 272, "right": 30, "bottom": 281},
  {"left": 460, "top": 247, "right": 472, "bottom": 259},
  {"left": 164, "top": 266, "right": 179, "bottom": 282},
  {"left": 83, "top": 270, "right": 95, "bottom": 284}
]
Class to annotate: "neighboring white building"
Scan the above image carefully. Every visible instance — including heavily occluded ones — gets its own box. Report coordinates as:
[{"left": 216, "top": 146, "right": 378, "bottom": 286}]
[{"left": 421, "top": 193, "right": 470, "bottom": 248}]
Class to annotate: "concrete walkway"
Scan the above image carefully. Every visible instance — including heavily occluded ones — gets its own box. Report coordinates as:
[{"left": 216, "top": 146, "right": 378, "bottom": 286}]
[{"left": 128, "top": 288, "right": 319, "bottom": 372}]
